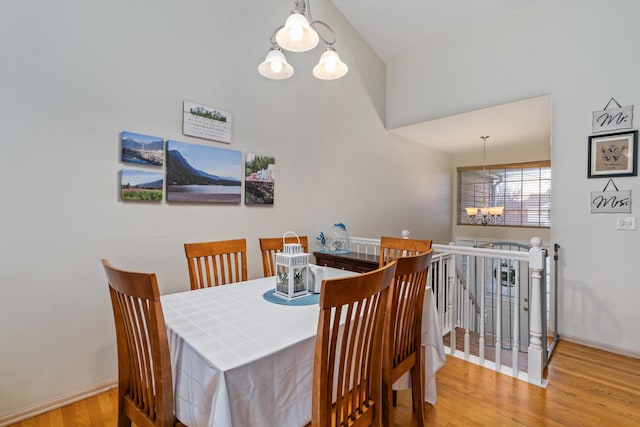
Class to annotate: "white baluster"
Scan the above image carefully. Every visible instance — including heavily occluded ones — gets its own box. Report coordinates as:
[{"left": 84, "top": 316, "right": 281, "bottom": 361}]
[
  {"left": 495, "top": 257, "right": 502, "bottom": 370},
  {"left": 464, "top": 254, "right": 470, "bottom": 360},
  {"left": 527, "top": 237, "right": 546, "bottom": 386},
  {"left": 449, "top": 248, "right": 457, "bottom": 355},
  {"left": 512, "top": 264, "right": 520, "bottom": 377},
  {"left": 479, "top": 256, "right": 486, "bottom": 364},
  {"left": 438, "top": 255, "right": 447, "bottom": 333}
]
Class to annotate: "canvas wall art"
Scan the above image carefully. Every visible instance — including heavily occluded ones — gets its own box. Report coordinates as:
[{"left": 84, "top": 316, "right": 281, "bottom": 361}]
[
  {"left": 120, "top": 169, "right": 163, "bottom": 202},
  {"left": 245, "top": 153, "right": 275, "bottom": 205},
  {"left": 183, "top": 101, "right": 232, "bottom": 143},
  {"left": 121, "top": 131, "right": 164, "bottom": 166},
  {"left": 166, "top": 140, "right": 242, "bottom": 203}
]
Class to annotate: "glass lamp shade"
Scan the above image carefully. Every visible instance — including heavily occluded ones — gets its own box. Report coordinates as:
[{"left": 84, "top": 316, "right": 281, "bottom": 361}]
[
  {"left": 276, "top": 13, "right": 319, "bottom": 52},
  {"left": 465, "top": 207, "right": 479, "bottom": 216},
  {"left": 312, "top": 48, "right": 348, "bottom": 80},
  {"left": 258, "top": 48, "right": 294, "bottom": 79},
  {"left": 489, "top": 206, "right": 504, "bottom": 216}
]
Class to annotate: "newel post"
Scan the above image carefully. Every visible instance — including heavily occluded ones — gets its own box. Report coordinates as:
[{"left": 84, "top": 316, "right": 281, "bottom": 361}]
[{"left": 527, "top": 237, "right": 545, "bottom": 386}]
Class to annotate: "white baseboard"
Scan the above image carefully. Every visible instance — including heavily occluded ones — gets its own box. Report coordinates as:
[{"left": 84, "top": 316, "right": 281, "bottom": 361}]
[
  {"left": 557, "top": 334, "right": 640, "bottom": 360},
  {"left": 444, "top": 346, "right": 549, "bottom": 389},
  {"left": 0, "top": 380, "right": 118, "bottom": 427}
]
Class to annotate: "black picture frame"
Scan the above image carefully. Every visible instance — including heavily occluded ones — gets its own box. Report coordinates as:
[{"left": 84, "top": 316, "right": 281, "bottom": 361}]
[{"left": 588, "top": 130, "right": 638, "bottom": 178}]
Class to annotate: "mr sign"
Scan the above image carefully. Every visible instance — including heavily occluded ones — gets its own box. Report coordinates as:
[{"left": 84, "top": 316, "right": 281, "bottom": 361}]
[{"left": 592, "top": 101, "right": 633, "bottom": 134}]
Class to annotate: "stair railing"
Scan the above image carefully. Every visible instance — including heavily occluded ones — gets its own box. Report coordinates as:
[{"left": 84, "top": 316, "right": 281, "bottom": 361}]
[
  {"left": 347, "top": 235, "right": 555, "bottom": 387},
  {"left": 431, "top": 237, "right": 550, "bottom": 387}
]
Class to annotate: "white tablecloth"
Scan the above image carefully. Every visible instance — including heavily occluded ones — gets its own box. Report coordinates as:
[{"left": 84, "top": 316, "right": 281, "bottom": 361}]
[
  {"left": 393, "top": 288, "right": 447, "bottom": 404},
  {"left": 161, "top": 267, "right": 446, "bottom": 427}
]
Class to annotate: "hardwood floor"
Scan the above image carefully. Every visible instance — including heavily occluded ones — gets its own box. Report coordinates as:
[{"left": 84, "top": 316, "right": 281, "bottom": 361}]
[
  {"left": 9, "top": 340, "right": 640, "bottom": 426},
  {"left": 443, "top": 327, "right": 535, "bottom": 372},
  {"left": 9, "top": 390, "right": 118, "bottom": 427}
]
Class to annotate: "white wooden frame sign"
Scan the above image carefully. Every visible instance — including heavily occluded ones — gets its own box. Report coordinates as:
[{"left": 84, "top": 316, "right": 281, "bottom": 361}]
[
  {"left": 590, "top": 179, "right": 631, "bottom": 214},
  {"left": 592, "top": 98, "right": 633, "bottom": 133}
]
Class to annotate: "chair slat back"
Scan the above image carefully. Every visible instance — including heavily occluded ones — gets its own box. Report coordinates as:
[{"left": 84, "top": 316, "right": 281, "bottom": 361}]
[
  {"left": 102, "top": 259, "right": 176, "bottom": 427},
  {"left": 312, "top": 262, "right": 396, "bottom": 427},
  {"left": 184, "top": 239, "right": 247, "bottom": 290},
  {"left": 379, "top": 236, "right": 432, "bottom": 267},
  {"left": 382, "top": 251, "right": 433, "bottom": 426},
  {"left": 259, "top": 235, "right": 309, "bottom": 277}
]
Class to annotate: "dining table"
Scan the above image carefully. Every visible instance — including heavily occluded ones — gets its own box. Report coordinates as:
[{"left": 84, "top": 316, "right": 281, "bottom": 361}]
[{"left": 161, "top": 265, "right": 446, "bottom": 427}]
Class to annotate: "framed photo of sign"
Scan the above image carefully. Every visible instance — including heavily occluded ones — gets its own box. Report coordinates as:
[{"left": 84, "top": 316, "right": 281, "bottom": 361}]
[{"left": 588, "top": 130, "right": 638, "bottom": 178}]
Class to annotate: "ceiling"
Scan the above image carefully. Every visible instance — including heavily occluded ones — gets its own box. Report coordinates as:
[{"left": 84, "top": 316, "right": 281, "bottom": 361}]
[
  {"left": 330, "top": 0, "right": 535, "bottom": 64},
  {"left": 389, "top": 94, "right": 552, "bottom": 154},
  {"left": 330, "top": 0, "right": 551, "bottom": 154}
]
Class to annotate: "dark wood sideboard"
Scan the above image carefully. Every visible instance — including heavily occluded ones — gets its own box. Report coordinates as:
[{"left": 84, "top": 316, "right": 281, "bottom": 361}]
[{"left": 313, "top": 251, "right": 379, "bottom": 273}]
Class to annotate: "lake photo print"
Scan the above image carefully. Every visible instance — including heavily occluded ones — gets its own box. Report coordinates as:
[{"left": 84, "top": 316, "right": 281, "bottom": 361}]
[
  {"left": 121, "top": 131, "right": 164, "bottom": 166},
  {"left": 166, "top": 140, "right": 242, "bottom": 203}
]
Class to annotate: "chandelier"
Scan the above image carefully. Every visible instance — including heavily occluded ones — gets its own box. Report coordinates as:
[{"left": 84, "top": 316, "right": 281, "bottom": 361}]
[
  {"left": 465, "top": 136, "right": 504, "bottom": 225},
  {"left": 258, "top": 0, "right": 348, "bottom": 80}
]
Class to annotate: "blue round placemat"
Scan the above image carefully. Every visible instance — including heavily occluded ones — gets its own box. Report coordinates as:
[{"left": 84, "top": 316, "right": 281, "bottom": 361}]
[{"left": 263, "top": 289, "right": 319, "bottom": 306}]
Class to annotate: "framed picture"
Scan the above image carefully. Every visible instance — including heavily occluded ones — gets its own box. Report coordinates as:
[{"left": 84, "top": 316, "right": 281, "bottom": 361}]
[
  {"left": 245, "top": 153, "right": 275, "bottom": 205},
  {"left": 588, "top": 130, "right": 638, "bottom": 178},
  {"left": 120, "top": 169, "right": 163, "bottom": 202},
  {"left": 121, "top": 131, "right": 164, "bottom": 166},
  {"left": 165, "top": 140, "right": 242, "bottom": 203},
  {"left": 182, "top": 101, "right": 232, "bottom": 143}
]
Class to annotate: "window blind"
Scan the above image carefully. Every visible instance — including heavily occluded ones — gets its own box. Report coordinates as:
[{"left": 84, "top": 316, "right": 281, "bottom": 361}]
[{"left": 457, "top": 161, "right": 551, "bottom": 228}]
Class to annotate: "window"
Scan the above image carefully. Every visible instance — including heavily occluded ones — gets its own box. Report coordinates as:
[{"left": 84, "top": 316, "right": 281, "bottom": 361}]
[{"left": 457, "top": 161, "right": 551, "bottom": 227}]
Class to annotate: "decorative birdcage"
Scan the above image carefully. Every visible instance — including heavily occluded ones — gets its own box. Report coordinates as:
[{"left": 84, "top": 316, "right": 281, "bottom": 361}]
[{"left": 275, "top": 231, "right": 309, "bottom": 299}]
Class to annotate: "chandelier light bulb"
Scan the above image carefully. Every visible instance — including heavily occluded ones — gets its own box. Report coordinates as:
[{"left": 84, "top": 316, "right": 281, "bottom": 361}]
[
  {"left": 324, "top": 58, "right": 337, "bottom": 73},
  {"left": 276, "top": 13, "right": 319, "bottom": 52},
  {"left": 289, "top": 25, "right": 304, "bottom": 42},
  {"left": 270, "top": 60, "right": 283, "bottom": 73},
  {"left": 312, "top": 47, "right": 348, "bottom": 80},
  {"left": 258, "top": 48, "right": 294, "bottom": 80}
]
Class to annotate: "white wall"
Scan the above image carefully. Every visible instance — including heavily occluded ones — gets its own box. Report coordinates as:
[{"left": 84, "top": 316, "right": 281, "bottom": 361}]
[
  {"left": 387, "top": 0, "right": 640, "bottom": 356},
  {"left": 0, "top": 0, "right": 452, "bottom": 418}
]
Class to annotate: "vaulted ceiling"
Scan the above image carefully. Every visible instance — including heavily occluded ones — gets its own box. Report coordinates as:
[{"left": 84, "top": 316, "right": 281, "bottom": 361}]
[{"left": 330, "top": 0, "right": 551, "bottom": 154}]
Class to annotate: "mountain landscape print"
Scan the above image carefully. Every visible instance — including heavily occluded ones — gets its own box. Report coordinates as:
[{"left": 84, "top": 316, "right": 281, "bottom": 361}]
[
  {"left": 166, "top": 140, "right": 242, "bottom": 203},
  {"left": 120, "top": 169, "right": 163, "bottom": 202},
  {"left": 121, "top": 131, "right": 164, "bottom": 166}
]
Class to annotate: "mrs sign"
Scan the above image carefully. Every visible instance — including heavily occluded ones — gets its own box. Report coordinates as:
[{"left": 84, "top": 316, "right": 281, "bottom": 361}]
[{"left": 590, "top": 179, "right": 631, "bottom": 213}]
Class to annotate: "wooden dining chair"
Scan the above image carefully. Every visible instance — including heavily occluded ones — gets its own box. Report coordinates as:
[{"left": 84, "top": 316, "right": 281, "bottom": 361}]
[
  {"left": 312, "top": 261, "right": 397, "bottom": 427},
  {"left": 184, "top": 238, "right": 247, "bottom": 290},
  {"left": 381, "top": 250, "right": 433, "bottom": 427},
  {"left": 379, "top": 236, "right": 433, "bottom": 267},
  {"left": 258, "top": 235, "right": 309, "bottom": 277},
  {"left": 102, "top": 259, "right": 185, "bottom": 427}
]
